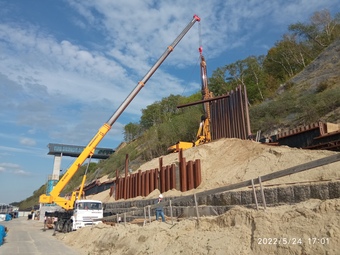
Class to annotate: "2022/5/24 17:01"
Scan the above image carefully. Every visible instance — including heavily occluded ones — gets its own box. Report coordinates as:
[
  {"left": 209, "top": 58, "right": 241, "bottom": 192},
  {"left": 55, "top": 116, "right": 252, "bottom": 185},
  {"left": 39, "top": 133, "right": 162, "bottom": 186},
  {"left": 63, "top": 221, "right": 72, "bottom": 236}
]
[{"left": 257, "top": 237, "right": 330, "bottom": 245}]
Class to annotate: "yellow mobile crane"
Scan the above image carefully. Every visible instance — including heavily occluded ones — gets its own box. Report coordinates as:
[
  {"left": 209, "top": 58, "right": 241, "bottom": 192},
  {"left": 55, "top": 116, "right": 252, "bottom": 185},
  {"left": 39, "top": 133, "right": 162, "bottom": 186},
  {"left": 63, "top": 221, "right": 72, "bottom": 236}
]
[
  {"left": 167, "top": 46, "right": 212, "bottom": 153},
  {"left": 40, "top": 15, "right": 200, "bottom": 232}
]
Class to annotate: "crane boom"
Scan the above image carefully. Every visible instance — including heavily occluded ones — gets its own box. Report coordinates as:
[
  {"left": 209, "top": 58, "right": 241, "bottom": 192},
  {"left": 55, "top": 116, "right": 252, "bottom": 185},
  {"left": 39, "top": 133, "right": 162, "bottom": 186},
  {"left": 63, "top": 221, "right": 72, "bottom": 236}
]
[{"left": 39, "top": 15, "right": 201, "bottom": 210}]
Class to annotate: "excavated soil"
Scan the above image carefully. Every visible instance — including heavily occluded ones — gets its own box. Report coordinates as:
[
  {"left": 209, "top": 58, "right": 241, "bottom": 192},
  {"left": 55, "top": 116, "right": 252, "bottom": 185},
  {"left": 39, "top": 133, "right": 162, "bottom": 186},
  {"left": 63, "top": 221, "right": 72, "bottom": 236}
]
[{"left": 56, "top": 138, "right": 340, "bottom": 254}]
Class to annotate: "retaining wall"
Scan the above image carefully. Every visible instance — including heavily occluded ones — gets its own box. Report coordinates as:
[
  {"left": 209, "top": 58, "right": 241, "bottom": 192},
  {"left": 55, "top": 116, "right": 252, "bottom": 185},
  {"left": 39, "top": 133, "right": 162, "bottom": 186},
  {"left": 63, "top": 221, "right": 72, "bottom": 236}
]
[{"left": 103, "top": 181, "right": 340, "bottom": 219}]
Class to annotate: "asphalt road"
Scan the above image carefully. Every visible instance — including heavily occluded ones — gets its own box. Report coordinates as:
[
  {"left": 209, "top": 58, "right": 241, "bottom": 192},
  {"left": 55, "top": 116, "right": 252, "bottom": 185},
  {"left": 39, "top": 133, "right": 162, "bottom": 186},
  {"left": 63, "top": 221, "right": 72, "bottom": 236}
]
[{"left": 0, "top": 217, "right": 81, "bottom": 255}]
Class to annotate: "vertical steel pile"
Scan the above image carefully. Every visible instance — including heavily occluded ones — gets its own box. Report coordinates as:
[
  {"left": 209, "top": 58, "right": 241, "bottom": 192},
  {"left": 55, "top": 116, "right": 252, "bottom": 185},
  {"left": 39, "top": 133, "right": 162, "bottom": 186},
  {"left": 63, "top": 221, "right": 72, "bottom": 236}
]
[
  {"left": 210, "top": 84, "right": 251, "bottom": 140},
  {"left": 114, "top": 151, "right": 202, "bottom": 200}
]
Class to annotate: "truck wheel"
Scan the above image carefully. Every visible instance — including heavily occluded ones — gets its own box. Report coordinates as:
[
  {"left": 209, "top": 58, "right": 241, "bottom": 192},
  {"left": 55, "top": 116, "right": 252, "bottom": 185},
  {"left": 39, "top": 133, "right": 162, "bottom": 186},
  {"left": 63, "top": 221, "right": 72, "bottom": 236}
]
[
  {"left": 62, "top": 221, "right": 67, "bottom": 233},
  {"left": 56, "top": 220, "right": 63, "bottom": 232},
  {"left": 67, "top": 220, "right": 73, "bottom": 232}
]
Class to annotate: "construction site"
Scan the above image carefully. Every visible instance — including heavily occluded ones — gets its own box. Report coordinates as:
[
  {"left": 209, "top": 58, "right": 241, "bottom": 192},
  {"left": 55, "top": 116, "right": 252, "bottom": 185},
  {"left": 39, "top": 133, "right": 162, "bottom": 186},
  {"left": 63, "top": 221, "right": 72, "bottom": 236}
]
[
  {"left": 3, "top": 13, "right": 340, "bottom": 255},
  {"left": 44, "top": 33, "right": 340, "bottom": 254},
  {"left": 54, "top": 137, "right": 340, "bottom": 255}
]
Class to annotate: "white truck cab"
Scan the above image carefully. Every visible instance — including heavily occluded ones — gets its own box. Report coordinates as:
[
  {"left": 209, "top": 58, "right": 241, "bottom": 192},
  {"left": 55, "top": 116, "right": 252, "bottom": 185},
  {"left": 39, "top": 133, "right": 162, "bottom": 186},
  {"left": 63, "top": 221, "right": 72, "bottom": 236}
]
[{"left": 72, "top": 200, "right": 103, "bottom": 230}]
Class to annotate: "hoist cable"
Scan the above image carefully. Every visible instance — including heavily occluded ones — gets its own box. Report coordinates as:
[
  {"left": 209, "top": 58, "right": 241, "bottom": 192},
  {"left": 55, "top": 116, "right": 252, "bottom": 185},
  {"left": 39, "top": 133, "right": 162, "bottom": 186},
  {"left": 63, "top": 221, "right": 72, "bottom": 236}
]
[{"left": 198, "top": 22, "right": 202, "bottom": 51}]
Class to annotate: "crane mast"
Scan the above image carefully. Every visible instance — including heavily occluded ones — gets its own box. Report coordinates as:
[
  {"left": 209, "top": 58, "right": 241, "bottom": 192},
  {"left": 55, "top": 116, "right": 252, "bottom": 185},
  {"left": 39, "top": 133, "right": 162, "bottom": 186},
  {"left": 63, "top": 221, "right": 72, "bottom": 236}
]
[
  {"left": 39, "top": 15, "right": 201, "bottom": 210},
  {"left": 196, "top": 46, "right": 212, "bottom": 143},
  {"left": 166, "top": 46, "right": 212, "bottom": 153}
]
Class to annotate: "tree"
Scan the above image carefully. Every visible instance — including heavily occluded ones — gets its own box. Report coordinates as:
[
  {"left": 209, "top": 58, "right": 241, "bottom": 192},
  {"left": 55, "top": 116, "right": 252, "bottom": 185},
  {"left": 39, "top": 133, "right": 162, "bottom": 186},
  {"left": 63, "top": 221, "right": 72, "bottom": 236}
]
[
  {"left": 210, "top": 56, "right": 270, "bottom": 103},
  {"left": 140, "top": 102, "right": 162, "bottom": 130},
  {"left": 139, "top": 94, "right": 185, "bottom": 130},
  {"left": 159, "top": 94, "right": 184, "bottom": 122},
  {"left": 289, "top": 10, "right": 340, "bottom": 49},
  {"left": 264, "top": 35, "right": 307, "bottom": 81},
  {"left": 124, "top": 122, "right": 141, "bottom": 142},
  {"left": 208, "top": 67, "right": 230, "bottom": 96},
  {"left": 243, "top": 56, "right": 267, "bottom": 102}
]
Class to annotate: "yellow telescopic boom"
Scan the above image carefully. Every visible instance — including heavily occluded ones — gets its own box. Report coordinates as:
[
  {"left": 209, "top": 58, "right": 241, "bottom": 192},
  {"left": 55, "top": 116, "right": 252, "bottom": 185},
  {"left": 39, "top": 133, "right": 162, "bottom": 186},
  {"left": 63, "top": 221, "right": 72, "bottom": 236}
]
[{"left": 39, "top": 15, "right": 201, "bottom": 210}]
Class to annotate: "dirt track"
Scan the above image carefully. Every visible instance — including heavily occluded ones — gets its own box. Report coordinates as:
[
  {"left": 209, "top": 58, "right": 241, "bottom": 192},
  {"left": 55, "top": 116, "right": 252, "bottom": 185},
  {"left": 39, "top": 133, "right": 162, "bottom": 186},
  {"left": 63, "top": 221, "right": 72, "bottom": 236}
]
[{"left": 1, "top": 217, "right": 81, "bottom": 255}]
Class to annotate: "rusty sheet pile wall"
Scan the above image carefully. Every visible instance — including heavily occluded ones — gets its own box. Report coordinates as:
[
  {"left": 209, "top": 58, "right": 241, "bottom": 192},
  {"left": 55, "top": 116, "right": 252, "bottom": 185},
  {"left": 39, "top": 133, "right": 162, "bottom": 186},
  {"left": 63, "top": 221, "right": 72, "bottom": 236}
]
[
  {"left": 114, "top": 151, "right": 201, "bottom": 200},
  {"left": 83, "top": 151, "right": 202, "bottom": 200},
  {"left": 103, "top": 154, "right": 340, "bottom": 221},
  {"left": 210, "top": 84, "right": 251, "bottom": 141}
]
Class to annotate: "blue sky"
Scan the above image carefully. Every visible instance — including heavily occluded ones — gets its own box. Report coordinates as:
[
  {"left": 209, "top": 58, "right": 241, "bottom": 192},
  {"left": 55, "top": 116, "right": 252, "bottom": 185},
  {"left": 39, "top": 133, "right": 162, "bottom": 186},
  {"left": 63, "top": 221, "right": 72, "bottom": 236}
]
[{"left": 0, "top": 1, "right": 339, "bottom": 204}]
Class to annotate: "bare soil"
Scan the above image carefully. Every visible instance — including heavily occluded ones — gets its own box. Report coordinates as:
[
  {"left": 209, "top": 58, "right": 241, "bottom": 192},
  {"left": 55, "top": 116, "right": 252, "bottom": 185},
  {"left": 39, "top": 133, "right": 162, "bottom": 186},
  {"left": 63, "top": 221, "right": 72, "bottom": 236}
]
[{"left": 56, "top": 138, "right": 340, "bottom": 254}]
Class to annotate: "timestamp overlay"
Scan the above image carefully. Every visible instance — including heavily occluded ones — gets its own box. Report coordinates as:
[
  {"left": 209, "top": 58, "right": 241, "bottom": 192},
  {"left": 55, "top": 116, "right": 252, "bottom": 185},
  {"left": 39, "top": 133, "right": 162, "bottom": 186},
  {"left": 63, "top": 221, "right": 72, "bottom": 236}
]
[{"left": 256, "top": 237, "right": 331, "bottom": 245}]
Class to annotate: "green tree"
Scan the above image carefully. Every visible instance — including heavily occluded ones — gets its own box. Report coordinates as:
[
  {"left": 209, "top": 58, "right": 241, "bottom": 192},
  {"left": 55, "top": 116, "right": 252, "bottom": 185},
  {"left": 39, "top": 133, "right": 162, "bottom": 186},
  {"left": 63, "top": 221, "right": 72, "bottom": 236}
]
[
  {"left": 263, "top": 34, "right": 311, "bottom": 81},
  {"left": 159, "top": 94, "right": 184, "bottom": 122},
  {"left": 209, "top": 56, "right": 270, "bottom": 103},
  {"left": 140, "top": 103, "right": 162, "bottom": 130},
  {"left": 289, "top": 10, "right": 340, "bottom": 49},
  {"left": 140, "top": 94, "right": 185, "bottom": 130},
  {"left": 243, "top": 56, "right": 267, "bottom": 103},
  {"left": 208, "top": 67, "right": 230, "bottom": 96},
  {"left": 124, "top": 122, "right": 141, "bottom": 142}
]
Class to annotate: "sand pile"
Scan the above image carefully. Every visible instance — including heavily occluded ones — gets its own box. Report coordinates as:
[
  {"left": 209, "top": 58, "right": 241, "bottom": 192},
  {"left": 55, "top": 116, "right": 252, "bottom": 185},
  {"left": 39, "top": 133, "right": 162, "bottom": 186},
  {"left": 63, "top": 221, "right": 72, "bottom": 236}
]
[
  {"left": 88, "top": 138, "right": 340, "bottom": 202},
  {"left": 59, "top": 138, "right": 340, "bottom": 254},
  {"left": 57, "top": 198, "right": 340, "bottom": 255}
]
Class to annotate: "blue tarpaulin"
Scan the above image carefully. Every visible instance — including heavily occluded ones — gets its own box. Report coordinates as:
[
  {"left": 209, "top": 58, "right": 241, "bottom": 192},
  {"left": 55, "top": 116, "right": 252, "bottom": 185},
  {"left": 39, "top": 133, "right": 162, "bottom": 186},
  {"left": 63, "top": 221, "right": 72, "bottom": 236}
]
[
  {"left": 5, "top": 214, "right": 12, "bottom": 221},
  {"left": 0, "top": 225, "right": 7, "bottom": 246}
]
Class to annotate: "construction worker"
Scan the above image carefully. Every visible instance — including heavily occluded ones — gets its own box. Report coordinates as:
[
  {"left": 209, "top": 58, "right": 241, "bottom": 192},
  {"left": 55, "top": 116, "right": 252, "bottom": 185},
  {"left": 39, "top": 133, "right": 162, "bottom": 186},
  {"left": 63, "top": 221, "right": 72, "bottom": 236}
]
[{"left": 155, "top": 194, "right": 165, "bottom": 222}]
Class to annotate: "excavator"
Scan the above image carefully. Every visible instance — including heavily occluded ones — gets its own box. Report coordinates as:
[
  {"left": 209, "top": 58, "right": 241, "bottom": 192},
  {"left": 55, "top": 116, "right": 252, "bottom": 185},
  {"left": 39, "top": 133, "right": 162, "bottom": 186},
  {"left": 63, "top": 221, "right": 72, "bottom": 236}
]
[
  {"left": 167, "top": 46, "right": 212, "bottom": 153},
  {"left": 39, "top": 14, "right": 201, "bottom": 232}
]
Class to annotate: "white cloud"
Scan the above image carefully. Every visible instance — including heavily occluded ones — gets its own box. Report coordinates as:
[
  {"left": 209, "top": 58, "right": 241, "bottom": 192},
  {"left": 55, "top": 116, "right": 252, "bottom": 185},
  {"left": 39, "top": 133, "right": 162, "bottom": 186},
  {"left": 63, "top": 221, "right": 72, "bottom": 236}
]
[
  {"left": 20, "top": 137, "right": 37, "bottom": 146},
  {"left": 2, "top": 0, "right": 337, "bottom": 107},
  {"left": 0, "top": 145, "right": 31, "bottom": 153},
  {"left": 66, "top": 0, "right": 339, "bottom": 65},
  {"left": 0, "top": 162, "right": 31, "bottom": 176}
]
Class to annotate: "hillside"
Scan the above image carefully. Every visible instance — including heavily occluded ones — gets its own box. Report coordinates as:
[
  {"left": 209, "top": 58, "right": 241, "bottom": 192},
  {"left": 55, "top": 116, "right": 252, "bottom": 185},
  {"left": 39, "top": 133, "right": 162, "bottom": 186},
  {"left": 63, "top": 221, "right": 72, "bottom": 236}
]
[
  {"left": 292, "top": 38, "right": 340, "bottom": 125},
  {"left": 250, "top": 38, "right": 340, "bottom": 135},
  {"left": 290, "top": 38, "right": 340, "bottom": 91}
]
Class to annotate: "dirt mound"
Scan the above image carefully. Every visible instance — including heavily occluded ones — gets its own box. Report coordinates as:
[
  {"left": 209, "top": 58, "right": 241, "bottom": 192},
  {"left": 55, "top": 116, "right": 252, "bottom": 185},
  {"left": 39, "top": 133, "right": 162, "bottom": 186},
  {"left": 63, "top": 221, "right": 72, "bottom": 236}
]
[
  {"left": 88, "top": 138, "right": 340, "bottom": 202},
  {"left": 58, "top": 138, "right": 340, "bottom": 254},
  {"left": 57, "top": 198, "right": 340, "bottom": 255}
]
